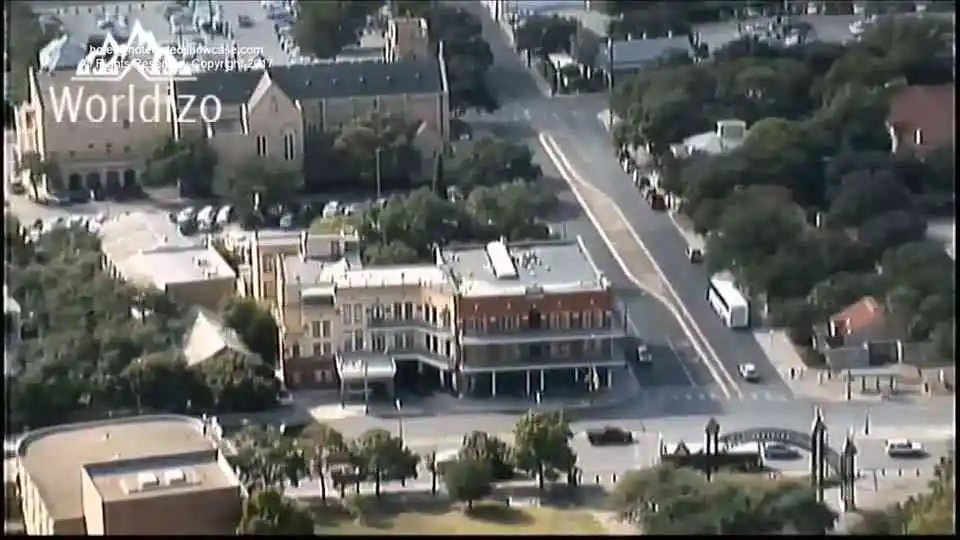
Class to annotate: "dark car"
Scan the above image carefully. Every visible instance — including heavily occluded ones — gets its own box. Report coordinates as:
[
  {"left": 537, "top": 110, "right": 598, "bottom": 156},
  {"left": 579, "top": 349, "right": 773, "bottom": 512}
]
[
  {"left": 587, "top": 426, "right": 634, "bottom": 446},
  {"left": 238, "top": 14, "right": 254, "bottom": 28}
]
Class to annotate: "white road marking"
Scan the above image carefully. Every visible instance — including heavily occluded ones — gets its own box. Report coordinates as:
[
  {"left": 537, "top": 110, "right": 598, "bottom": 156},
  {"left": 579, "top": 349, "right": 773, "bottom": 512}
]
[
  {"left": 664, "top": 336, "right": 699, "bottom": 387},
  {"left": 538, "top": 132, "right": 741, "bottom": 399}
]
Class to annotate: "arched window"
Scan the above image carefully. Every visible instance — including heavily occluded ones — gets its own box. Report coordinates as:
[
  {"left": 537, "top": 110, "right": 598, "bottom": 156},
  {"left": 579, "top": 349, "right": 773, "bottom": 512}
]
[{"left": 282, "top": 130, "right": 296, "bottom": 161}]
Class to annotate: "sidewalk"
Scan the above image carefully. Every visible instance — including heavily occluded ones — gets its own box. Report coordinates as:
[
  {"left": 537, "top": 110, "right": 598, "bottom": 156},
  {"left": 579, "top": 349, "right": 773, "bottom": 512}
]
[{"left": 370, "top": 369, "right": 641, "bottom": 419}]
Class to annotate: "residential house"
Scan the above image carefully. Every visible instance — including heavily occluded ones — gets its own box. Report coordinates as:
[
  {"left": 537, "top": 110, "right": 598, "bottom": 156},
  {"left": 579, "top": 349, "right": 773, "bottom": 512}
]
[
  {"left": 886, "top": 84, "right": 955, "bottom": 159},
  {"left": 813, "top": 296, "right": 899, "bottom": 371}
]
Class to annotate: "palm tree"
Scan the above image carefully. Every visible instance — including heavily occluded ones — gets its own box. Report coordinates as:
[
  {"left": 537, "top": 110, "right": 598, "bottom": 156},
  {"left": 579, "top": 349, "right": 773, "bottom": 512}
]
[{"left": 15, "top": 152, "right": 61, "bottom": 200}]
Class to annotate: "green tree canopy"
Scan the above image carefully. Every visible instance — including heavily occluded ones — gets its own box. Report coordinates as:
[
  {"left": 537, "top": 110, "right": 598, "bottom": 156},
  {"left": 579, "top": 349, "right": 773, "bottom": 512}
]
[
  {"left": 443, "top": 457, "right": 493, "bottom": 511},
  {"left": 512, "top": 410, "right": 577, "bottom": 491},
  {"left": 237, "top": 488, "right": 315, "bottom": 534}
]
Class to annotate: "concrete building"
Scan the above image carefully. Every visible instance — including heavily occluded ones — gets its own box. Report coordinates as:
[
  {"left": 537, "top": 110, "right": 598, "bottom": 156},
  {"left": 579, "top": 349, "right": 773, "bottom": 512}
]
[
  {"left": 13, "top": 2, "right": 450, "bottom": 197},
  {"left": 265, "top": 235, "right": 625, "bottom": 399},
  {"left": 172, "top": 55, "right": 450, "bottom": 187},
  {"left": 670, "top": 119, "right": 748, "bottom": 158},
  {"left": 14, "top": 415, "right": 242, "bottom": 535},
  {"left": 98, "top": 212, "right": 236, "bottom": 311}
]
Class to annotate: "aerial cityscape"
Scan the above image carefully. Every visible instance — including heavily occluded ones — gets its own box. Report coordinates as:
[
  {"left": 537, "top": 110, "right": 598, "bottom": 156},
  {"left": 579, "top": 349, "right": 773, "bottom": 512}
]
[{"left": 3, "top": 0, "right": 955, "bottom": 535}]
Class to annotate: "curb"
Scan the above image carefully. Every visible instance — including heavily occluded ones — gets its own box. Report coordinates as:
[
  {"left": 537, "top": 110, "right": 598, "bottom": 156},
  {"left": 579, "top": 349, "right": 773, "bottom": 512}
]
[
  {"left": 537, "top": 132, "right": 742, "bottom": 399},
  {"left": 369, "top": 384, "right": 642, "bottom": 419}
]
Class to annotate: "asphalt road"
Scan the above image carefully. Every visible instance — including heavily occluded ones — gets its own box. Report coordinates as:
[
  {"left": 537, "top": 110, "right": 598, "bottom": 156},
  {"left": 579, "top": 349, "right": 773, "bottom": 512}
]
[
  {"left": 322, "top": 402, "right": 954, "bottom": 479},
  {"left": 463, "top": 1, "right": 786, "bottom": 397}
]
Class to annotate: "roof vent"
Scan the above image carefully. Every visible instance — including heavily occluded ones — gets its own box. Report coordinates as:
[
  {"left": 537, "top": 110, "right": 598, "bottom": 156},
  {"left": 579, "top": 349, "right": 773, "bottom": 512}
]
[
  {"left": 359, "top": 75, "right": 366, "bottom": 85},
  {"left": 136, "top": 472, "right": 160, "bottom": 489},
  {"left": 331, "top": 78, "right": 338, "bottom": 85},
  {"left": 163, "top": 468, "right": 188, "bottom": 485},
  {"left": 415, "top": 72, "right": 422, "bottom": 80},
  {"left": 102, "top": 432, "right": 110, "bottom": 441},
  {"left": 386, "top": 75, "right": 392, "bottom": 84},
  {"left": 305, "top": 79, "right": 312, "bottom": 86}
]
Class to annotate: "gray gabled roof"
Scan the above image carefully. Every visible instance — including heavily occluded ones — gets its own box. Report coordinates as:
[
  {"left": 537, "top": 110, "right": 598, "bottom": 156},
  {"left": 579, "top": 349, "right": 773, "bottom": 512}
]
[{"left": 176, "top": 58, "right": 443, "bottom": 105}]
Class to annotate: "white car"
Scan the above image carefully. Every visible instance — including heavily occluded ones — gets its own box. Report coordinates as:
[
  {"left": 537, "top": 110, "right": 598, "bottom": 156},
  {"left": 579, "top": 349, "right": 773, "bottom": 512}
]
[
  {"left": 885, "top": 439, "right": 926, "bottom": 458},
  {"left": 322, "top": 201, "right": 341, "bottom": 218},
  {"left": 738, "top": 363, "right": 760, "bottom": 382},
  {"left": 215, "top": 205, "right": 234, "bottom": 226},
  {"left": 635, "top": 344, "right": 653, "bottom": 364}
]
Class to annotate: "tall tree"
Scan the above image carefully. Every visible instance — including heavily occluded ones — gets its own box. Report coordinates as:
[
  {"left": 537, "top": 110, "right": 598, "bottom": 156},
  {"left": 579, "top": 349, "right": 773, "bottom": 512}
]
[
  {"left": 144, "top": 135, "right": 218, "bottom": 197},
  {"left": 293, "top": 2, "right": 382, "bottom": 60},
  {"left": 237, "top": 488, "right": 315, "bottom": 534},
  {"left": 512, "top": 411, "right": 577, "bottom": 491},
  {"left": 15, "top": 152, "right": 62, "bottom": 199},
  {"left": 220, "top": 297, "right": 280, "bottom": 368},
  {"left": 349, "top": 428, "right": 420, "bottom": 498},
  {"left": 213, "top": 159, "right": 303, "bottom": 217},
  {"left": 458, "top": 431, "right": 515, "bottom": 481},
  {"left": 443, "top": 457, "right": 493, "bottom": 511}
]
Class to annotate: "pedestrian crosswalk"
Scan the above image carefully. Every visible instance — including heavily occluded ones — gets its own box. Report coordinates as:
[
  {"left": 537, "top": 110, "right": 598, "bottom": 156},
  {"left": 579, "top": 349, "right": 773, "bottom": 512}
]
[{"left": 643, "top": 389, "right": 792, "bottom": 403}]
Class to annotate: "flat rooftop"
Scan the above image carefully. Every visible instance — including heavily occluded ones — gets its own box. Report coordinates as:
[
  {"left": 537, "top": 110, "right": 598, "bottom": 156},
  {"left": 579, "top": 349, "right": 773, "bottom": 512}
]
[
  {"left": 284, "top": 255, "right": 449, "bottom": 292},
  {"left": 99, "top": 212, "right": 235, "bottom": 288},
  {"left": 17, "top": 415, "right": 229, "bottom": 521},
  {"left": 84, "top": 449, "right": 236, "bottom": 504},
  {"left": 438, "top": 237, "right": 607, "bottom": 298}
]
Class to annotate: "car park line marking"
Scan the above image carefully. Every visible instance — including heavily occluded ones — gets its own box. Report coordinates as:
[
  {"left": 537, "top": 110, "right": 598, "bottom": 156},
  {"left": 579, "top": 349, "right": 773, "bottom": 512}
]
[{"left": 539, "top": 132, "right": 741, "bottom": 399}]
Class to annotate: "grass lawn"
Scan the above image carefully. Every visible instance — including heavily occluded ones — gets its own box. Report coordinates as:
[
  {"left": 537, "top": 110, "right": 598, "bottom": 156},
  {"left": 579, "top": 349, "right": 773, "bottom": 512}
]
[
  {"left": 309, "top": 215, "right": 359, "bottom": 235},
  {"left": 312, "top": 499, "right": 608, "bottom": 535}
]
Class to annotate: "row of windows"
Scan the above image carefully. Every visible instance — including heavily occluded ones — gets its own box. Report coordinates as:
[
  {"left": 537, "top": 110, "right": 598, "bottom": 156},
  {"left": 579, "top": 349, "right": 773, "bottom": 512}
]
[
  {"left": 306, "top": 308, "right": 611, "bottom": 340},
  {"left": 462, "top": 340, "right": 612, "bottom": 363},
  {"left": 462, "top": 311, "right": 612, "bottom": 333},
  {"left": 255, "top": 133, "right": 297, "bottom": 161},
  {"left": 343, "top": 302, "right": 452, "bottom": 328}
]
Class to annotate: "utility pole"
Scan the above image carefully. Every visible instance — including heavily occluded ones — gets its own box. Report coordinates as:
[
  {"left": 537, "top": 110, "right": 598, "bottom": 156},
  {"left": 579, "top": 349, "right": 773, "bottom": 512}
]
[{"left": 375, "top": 147, "right": 383, "bottom": 199}]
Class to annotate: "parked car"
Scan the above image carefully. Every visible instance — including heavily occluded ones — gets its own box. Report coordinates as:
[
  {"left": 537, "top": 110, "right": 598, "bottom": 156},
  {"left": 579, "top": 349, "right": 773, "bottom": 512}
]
[
  {"left": 216, "top": 205, "right": 234, "bottom": 227},
  {"left": 762, "top": 443, "right": 800, "bottom": 460},
  {"left": 885, "top": 440, "right": 926, "bottom": 458},
  {"left": 738, "top": 363, "right": 760, "bottom": 382},
  {"left": 237, "top": 14, "right": 254, "bottom": 28},
  {"left": 635, "top": 343, "right": 653, "bottom": 365},
  {"left": 279, "top": 213, "right": 295, "bottom": 229},
  {"left": 196, "top": 205, "right": 217, "bottom": 231},
  {"left": 322, "top": 201, "right": 341, "bottom": 218},
  {"left": 686, "top": 246, "right": 704, "bottom": 264},
  {"left": 587, "top": 426, "right": 634, "bottom": 446}
]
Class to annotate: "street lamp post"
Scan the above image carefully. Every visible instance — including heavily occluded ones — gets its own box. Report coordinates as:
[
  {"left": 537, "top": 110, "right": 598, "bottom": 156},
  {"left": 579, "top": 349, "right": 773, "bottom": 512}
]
[
  {"left": 395, "top": 398, "right": 404, "bottom": 444},
  {"left": 606, "top": 37, "right": 615, "bottom": 133}
]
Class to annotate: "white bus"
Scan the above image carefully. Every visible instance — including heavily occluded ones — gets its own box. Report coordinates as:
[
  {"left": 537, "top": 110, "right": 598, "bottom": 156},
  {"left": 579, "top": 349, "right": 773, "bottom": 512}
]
[{"left": 707, "top": 275, "right": 750, "bottom": 329}]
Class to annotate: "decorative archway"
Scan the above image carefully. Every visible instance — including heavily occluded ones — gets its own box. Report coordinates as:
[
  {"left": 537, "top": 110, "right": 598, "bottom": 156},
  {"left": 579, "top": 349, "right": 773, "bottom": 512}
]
[
  {"left": 67, "top": 173, "right": 83, "bottom": 191},
  {"left": 717, "top": 427, "right": 841, "bottom": 472},
  {"left": 105, "top": 170, "right": 121, "bottom": 192},
  {"left": 84, "top": 171, "right": 101, "bottom": 189}
]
